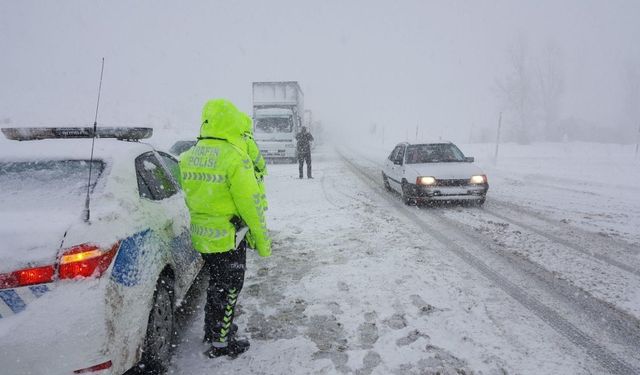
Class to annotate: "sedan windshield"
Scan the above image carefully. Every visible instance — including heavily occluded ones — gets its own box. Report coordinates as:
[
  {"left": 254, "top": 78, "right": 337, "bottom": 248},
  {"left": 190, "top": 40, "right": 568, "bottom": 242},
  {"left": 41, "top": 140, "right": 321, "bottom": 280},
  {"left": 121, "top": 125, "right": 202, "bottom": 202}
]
[
  {"left": 0, "top": 160, "right": 105, "bottom": 211},
  {"left": 405, "top": 144, "right": 466, "bottom": 163}
]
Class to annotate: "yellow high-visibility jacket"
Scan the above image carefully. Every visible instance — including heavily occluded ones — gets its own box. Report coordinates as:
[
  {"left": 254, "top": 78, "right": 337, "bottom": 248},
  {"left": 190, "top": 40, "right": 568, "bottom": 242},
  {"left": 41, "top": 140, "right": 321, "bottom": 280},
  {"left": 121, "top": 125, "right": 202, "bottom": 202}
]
[{"left": 179, "top": 99, "right": 271, "bottom": 257}]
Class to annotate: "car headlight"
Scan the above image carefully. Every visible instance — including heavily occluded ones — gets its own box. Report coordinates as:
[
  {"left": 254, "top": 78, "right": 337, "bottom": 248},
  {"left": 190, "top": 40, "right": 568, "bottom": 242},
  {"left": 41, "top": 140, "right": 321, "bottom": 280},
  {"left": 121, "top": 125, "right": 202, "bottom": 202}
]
[
  {"left": 416, "top": 176, "right": 437, "bottom": 185},
  {"left": 470, "top": 175, "right": 487, "bottom": 184}
]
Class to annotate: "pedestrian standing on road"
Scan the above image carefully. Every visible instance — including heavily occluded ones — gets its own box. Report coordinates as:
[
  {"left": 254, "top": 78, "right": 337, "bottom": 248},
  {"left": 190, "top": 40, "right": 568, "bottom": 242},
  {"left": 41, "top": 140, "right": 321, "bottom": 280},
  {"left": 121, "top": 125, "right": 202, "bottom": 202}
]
[
  {"left": 179, "top": 99, "right": 271, "bottom": 359},
  {"left": 296, "top": 126, "right": 314, "bottom": 179}
]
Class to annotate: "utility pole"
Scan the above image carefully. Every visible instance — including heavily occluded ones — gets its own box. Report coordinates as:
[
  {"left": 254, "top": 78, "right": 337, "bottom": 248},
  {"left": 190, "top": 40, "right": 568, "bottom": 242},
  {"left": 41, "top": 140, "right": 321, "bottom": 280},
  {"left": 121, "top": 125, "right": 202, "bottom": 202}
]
[
  {"left": 382, "top": 126, "right": 385, "bottom": 146},
  {"left": 494, "top": 112, "right": 502, "bottom": 164},
  {"left": 415, "top": 123, "right": 419, "bottom": 140}
]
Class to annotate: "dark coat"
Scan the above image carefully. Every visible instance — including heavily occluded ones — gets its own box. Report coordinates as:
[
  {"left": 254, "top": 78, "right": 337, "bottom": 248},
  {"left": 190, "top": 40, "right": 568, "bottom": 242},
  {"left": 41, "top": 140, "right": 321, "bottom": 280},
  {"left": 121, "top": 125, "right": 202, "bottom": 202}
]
[{"left": 296, "top": 131, "right": 314, "bottom": 154}]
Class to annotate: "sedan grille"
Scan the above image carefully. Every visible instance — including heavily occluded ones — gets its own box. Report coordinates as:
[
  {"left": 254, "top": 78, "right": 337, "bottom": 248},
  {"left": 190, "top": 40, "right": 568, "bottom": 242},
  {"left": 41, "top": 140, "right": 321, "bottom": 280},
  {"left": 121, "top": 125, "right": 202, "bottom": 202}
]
[{"left": 436, "top": 179, "right": 469, "bottom": 187}]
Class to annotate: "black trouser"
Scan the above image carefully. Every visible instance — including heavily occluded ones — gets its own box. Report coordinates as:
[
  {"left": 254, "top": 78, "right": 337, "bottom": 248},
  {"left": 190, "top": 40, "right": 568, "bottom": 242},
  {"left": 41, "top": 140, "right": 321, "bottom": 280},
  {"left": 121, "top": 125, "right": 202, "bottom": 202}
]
[
  {"left": 298, "top": 151, "right": 312, "bottom": 178},
  {"left": 201, "top": 241, "right": 246, "bottom": 344}
]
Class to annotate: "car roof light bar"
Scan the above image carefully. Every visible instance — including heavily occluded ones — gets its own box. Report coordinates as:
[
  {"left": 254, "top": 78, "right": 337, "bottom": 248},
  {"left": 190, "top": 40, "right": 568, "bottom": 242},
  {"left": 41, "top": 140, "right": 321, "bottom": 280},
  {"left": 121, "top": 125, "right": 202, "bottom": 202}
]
[{"left": 1, "top": 127, "right": 153, "bottom": 141}]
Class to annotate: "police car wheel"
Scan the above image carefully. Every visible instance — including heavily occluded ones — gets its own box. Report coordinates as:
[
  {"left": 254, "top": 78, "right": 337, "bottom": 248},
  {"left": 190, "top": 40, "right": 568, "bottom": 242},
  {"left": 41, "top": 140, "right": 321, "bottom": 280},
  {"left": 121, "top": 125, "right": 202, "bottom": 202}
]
[{"left": 141, "top": 275, "right": 175, "bottom": 372}]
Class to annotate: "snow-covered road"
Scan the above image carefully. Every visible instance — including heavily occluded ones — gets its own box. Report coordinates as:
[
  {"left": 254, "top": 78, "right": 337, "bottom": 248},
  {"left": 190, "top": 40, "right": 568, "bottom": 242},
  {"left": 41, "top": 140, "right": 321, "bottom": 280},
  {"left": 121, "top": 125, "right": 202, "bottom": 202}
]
[{"left": 168, "top": 144, "right": 640, "bottom": 375}]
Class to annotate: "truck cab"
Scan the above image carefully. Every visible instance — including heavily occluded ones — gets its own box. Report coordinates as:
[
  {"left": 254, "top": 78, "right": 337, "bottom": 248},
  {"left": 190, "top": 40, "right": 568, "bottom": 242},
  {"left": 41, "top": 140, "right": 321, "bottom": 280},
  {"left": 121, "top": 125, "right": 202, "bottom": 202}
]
[
  {"left": 253, "top": 107, "right": 298, "bottom": 162},
  {"left": 252, "top": 81, "right": 304, "bottom": 163}
]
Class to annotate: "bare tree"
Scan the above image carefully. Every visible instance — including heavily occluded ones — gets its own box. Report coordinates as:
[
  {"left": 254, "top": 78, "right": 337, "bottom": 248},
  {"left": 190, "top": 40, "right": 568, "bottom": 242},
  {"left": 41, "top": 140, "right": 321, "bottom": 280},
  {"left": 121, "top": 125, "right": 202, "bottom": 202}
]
[
  {"left": 495, "top": 37, "right": 536, "bottom": 144},
  {"left": 536, "top": 42, "right": 564, "bottom": 141}
]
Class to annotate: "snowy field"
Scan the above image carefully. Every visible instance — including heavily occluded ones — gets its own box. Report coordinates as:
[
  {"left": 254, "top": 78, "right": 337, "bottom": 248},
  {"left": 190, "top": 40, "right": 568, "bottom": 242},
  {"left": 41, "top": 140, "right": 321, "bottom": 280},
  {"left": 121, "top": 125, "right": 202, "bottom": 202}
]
[{"left": 165, "top": 141, "right": 640, "bottom": 375}]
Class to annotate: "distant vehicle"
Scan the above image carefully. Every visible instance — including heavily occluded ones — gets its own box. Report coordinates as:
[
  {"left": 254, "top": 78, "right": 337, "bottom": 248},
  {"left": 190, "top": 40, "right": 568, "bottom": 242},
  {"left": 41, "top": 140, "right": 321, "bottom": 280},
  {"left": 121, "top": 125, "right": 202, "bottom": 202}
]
[
  {"left": 0, "top": 127, "right": 203, "bottom": 375},
  {"left": 382, "top": 141, "right": 489, "bottom": 205},
  {"left": 169, "top": 139, "right": 196, "bottom": 156},
  {"left": 252, "top": 81, "right": 304, "bottom": 163}
]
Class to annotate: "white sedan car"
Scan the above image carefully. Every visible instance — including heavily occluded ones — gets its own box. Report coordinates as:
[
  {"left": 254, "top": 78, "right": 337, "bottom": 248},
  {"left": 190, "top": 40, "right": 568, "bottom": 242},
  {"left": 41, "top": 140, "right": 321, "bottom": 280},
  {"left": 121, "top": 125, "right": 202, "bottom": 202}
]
[
  {"left": 382, "top": 141, "right": 489, "bottom": 205},
  {"left": 0, "top": 127, "right": 203, "bottom": 375}
]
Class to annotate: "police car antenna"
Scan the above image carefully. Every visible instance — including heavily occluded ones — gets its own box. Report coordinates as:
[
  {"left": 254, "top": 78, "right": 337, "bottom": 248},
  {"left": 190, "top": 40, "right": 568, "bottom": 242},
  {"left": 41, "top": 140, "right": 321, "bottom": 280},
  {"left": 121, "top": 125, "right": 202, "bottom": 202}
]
[{"left": 83, "top": 57, "right": 105, "bottom": 223}]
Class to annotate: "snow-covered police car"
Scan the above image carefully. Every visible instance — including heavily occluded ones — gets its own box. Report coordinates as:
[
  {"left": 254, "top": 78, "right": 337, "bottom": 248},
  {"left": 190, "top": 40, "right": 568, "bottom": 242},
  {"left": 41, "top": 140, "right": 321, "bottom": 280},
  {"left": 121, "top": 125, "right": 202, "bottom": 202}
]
[
  {"left": 0, "top": 127, "right": 203, "bottom": 374},
  {"left": 382, "top": 141, "right": 489, "bottom": 205}
]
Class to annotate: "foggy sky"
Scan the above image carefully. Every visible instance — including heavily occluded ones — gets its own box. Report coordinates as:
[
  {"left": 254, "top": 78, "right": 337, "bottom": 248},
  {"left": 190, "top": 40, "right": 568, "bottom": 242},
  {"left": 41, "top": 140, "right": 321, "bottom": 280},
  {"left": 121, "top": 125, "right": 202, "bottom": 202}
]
[{"left": 1, "top": 0, "right": 639, "bottom": 143}]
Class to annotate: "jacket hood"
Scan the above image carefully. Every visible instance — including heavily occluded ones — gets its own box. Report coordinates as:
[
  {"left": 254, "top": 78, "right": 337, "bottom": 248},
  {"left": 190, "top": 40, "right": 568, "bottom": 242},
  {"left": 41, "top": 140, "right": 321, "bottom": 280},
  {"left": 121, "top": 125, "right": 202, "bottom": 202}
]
[{"left": 199, "top": 99, "right": 244, "bottom": 141}]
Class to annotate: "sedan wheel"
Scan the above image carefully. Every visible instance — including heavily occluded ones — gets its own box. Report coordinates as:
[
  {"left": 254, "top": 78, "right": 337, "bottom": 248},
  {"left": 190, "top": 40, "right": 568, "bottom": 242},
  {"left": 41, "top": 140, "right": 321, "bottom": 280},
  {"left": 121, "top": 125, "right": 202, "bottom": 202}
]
[
  {"left": 476, "top": 195, "right": 486, "bottom": 206},
  {"left": 382, "top": 172, "right": 392, "bottom": 191},
  {"left": 401, "top": 182, "right": 412, "bottom": 205},
  {"left": 140, "top": 276, "right": 174, "bottom": 372}
]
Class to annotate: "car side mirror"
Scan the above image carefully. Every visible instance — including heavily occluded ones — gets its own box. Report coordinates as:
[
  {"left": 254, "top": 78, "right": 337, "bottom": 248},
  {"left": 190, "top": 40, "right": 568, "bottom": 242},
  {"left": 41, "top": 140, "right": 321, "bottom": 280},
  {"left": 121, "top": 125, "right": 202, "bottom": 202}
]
[
  {"left": 394, "top": 159, "right": 403, "bottom": 165},
  {"left": 464, "top": 156, "right": 475, "bottom": 162}
]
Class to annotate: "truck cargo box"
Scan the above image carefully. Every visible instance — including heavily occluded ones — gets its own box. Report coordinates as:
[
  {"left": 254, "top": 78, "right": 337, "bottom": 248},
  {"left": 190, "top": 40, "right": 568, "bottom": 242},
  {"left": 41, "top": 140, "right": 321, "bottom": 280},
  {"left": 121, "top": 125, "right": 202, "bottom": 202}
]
[{"left": 253, "top": 81, "right": 304, "bottom": 114}]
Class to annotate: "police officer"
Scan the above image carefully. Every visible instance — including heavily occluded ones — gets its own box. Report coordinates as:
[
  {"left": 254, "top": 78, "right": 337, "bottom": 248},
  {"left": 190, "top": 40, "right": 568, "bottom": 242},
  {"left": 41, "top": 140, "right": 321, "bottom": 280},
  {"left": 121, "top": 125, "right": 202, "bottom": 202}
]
[
  {"left": 179, "top": 99, "right": 271, "bottom": 358},
  {"left": 296, "top": 126, "right": 314, "bottom": 179}
]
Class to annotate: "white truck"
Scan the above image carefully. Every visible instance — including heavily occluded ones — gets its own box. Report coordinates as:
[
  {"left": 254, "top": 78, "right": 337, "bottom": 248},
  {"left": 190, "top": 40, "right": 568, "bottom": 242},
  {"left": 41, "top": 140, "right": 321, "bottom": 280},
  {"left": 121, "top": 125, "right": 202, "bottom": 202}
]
[{"left": 252, "top": 81, "right": 304, "bottom": 163}]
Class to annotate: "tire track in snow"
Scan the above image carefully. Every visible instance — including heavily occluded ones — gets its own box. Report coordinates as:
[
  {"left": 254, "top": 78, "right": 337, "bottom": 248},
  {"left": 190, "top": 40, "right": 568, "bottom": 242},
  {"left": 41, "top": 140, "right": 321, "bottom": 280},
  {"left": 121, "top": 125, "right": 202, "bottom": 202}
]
[
  {"left": 425, "top": 208, "right": 640, "bottom": 358},
  {"left": 320, "top": 171, "right": 347, "bottom": 209},
  {"left": 480, "top": 207, "right": 640, "bottom": 277},
  {"left": 487, "top": 199, "right": 640, "bottom": 255},
  {"left": 338, "top": 150, "right": 640, "bottom": 375}
]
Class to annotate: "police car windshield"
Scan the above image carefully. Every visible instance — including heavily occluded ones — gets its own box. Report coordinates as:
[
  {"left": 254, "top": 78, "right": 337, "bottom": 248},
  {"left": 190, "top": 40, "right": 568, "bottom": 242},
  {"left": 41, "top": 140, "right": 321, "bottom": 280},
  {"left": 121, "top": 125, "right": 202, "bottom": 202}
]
[
  {"left": 405, "top": 144, "right": 466, "bottom": 164},
  {"left": 0, "top": 160, "right": 105, "bottom": 211}
]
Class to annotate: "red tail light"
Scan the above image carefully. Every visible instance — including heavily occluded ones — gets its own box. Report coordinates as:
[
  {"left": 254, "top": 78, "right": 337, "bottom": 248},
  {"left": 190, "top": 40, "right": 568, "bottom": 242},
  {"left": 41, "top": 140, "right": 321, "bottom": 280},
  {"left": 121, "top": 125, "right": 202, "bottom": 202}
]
[
  {"left": 0, "top": 242, "right": 120, "bottom": 290},
  {"left": 58, "top": 242, "right": 120, "bottom": 280},
  {"left": 73, "top": 360, "right": 113, "bottom": 373},
  {"left": 0, "top": 265, "right": 55, "bottom": 289}
]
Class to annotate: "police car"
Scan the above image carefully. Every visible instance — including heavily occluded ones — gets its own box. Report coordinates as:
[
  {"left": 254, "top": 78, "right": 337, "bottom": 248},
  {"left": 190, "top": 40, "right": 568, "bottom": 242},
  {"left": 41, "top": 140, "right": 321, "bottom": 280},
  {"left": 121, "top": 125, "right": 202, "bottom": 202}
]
[
  {"left": 382, "top": 141, "right": 489, "bottom": 205},
  {"left": 0, "top": 127, "right": 203, "bottom": 374}
]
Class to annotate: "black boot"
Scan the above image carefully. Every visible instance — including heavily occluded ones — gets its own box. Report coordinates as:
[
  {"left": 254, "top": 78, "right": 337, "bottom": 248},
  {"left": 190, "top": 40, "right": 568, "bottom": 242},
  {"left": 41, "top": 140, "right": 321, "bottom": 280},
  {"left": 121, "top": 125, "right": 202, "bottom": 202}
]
[{"left": 205, "top": 337, "right": 250, "bottom": 358}]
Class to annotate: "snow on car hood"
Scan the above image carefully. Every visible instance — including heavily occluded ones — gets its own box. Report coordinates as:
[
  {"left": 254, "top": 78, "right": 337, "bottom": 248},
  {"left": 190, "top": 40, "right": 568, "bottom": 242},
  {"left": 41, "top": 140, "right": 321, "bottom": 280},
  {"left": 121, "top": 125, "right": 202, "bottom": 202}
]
[{"left": 405, "top": 162, "right": 485, "bottom": 180}]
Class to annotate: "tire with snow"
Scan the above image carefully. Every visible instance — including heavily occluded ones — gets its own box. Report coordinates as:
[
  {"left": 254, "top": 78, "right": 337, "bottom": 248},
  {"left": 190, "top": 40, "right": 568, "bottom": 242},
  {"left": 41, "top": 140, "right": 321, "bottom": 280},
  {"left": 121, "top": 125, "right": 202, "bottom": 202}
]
[
  {"left": 401, "top": 181, "right": 412, "bottom": 205},
  {"left": 476, "top": 196, "right": 486, "bottom": 207},
  {"left": 382, "top": 172, "right": 392, "bottom": 192},
  {"left": 140, "top": 275, "right": 175, "bottom": 372}
]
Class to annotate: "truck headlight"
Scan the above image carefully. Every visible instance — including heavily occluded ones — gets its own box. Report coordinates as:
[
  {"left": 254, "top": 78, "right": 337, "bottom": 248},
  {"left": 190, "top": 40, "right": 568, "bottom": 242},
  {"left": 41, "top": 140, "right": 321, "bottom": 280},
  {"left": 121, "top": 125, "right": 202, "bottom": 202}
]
[
  {"left": 416, "top": 176, "right": 436, "bottom": 185},
  {"left": 470, "top": 175, "right": 487, "bottom": 184}
]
